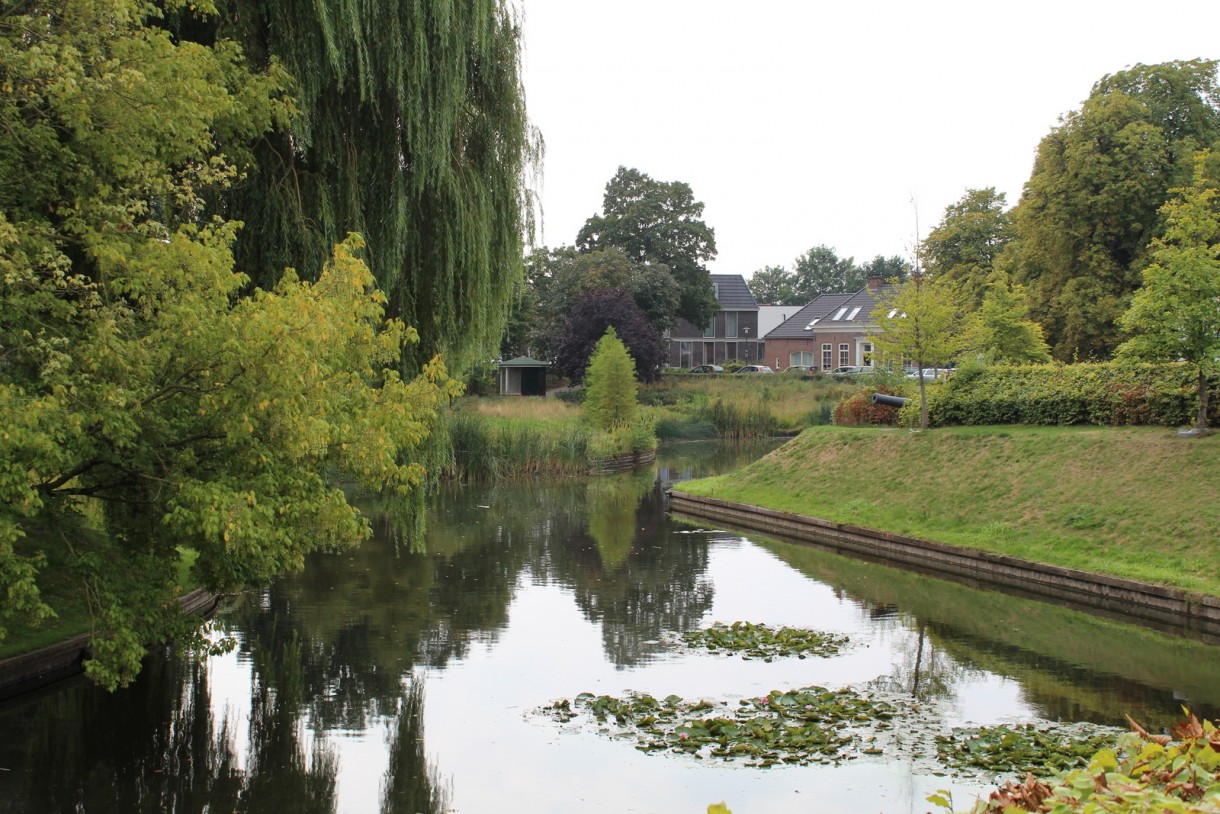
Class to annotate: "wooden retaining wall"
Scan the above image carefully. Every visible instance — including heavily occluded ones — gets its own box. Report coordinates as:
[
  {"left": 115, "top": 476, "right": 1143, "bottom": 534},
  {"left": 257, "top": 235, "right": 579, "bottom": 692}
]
[
  {"left": 668, "top": 491, "right": 1220, "bottom": 636},
  {"left": 591, "top": 449, "right": 657, "bottom": 474},
  {"left": 0, "top": 588, "right": 221, "bottom": 701}
]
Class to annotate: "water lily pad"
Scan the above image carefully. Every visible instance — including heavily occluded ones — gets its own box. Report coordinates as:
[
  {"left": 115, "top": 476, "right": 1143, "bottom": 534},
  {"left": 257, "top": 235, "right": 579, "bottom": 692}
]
[
  {"left": 543, "top": 685, "right": 899, "bottom": 767},
  {"left": 680, "top": 621, "right": 849, "bottom": 660},
  {"left": 935, "top": 722, "right": 1122, "bottom": 778}
]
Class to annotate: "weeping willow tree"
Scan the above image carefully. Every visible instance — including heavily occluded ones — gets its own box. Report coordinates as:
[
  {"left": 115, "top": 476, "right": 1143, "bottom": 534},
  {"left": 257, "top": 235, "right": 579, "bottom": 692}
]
[{"left": 182, "top": 0, "right": 539, "bottom": 374}]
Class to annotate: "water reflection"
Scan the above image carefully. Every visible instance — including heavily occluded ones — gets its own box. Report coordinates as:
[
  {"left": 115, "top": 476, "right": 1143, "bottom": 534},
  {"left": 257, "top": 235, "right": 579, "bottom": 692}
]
[{"left": 2, "top": 440, "right": 1220, "bottom": 814}]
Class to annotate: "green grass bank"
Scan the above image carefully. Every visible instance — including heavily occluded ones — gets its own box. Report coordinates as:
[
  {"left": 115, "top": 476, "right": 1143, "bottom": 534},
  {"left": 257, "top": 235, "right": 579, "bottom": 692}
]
[{"left": 677, "top": 425, "right": 1220, "bottom": 597}]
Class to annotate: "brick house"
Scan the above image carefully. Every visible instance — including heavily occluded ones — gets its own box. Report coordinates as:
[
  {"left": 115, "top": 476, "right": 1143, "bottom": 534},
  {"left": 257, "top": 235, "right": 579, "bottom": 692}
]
[
  {"left": 666, "top": 274, "right": 765, "bottom": 368},
  {"left": 763, "top": 277, "right": 894, "bottom": 371}
]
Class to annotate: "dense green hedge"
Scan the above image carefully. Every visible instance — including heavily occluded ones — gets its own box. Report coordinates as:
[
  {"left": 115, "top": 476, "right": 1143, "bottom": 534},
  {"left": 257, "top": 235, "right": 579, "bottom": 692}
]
[{"left": 922, "top": 363, "right": 1216, "bottom": 427}]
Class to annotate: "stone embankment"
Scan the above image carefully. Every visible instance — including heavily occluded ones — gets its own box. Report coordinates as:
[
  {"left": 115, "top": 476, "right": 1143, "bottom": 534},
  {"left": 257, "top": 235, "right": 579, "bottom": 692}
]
[
  {"left": 0, "top": 588, "right": 220, "bottom": 701},
  {"left": 669, "top": 490, "right": 1220, "bottom": 638}
]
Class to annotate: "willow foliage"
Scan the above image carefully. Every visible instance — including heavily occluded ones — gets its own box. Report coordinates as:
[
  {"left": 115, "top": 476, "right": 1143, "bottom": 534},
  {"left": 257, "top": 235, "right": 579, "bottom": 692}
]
[{"left": 193, "top": 0, "right": 539, "bottom": 374}]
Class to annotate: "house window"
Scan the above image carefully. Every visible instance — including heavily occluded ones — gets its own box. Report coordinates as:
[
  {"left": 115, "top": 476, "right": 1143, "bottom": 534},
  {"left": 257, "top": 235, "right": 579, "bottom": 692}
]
[
  {"left": 861, "top": 342, "right": 874, "bottom": 366},
  {"left": 832, "top": 307, "right": 849, "bottom": 321},
  {"left": 839, "top": 343, "right": 850, "bottom": 367},
  {"left": 726, "top": 341, "right": 737, "bottom": 361},
  {"left": 680, "top": 341, "right": 692, "bottom": 368},
  {"left": 790, "top": 351, "right": 813, "bottom": 367},
  {"left": 704, "top": 341, "right": 715, "bottom": 363},
  {"left": 703, "top": 319, "right": 715, "bottom": 338},
  {"left": 822, "top": 344, "right": 832, "bottom": 370},
  {"left": 726, "top": 311, "right": 738, "bottom": 338}
]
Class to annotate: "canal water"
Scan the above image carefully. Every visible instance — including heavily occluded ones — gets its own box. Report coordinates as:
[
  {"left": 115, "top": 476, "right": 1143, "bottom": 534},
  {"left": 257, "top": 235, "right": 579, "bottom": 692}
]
[{"left": 2, "top": 440, "right": 1219, "bottom": 814}]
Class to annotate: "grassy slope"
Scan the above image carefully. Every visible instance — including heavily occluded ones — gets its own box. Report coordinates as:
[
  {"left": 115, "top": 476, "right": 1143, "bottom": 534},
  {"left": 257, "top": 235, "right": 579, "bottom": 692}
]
[{"left": 678, "top": 425, "right": 1220, "bottom": 596}]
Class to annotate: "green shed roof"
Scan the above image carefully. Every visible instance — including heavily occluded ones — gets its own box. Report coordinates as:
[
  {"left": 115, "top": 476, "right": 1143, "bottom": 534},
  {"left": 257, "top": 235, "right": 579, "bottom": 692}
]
[{"left": 498, "top": 356, "right": 550, "bottom": 367}]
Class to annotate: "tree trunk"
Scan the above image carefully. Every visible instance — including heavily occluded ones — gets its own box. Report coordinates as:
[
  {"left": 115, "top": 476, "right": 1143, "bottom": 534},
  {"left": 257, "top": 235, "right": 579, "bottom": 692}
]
[{"left": 1199, "top": 367, "right": 1210, "bottom": 431}]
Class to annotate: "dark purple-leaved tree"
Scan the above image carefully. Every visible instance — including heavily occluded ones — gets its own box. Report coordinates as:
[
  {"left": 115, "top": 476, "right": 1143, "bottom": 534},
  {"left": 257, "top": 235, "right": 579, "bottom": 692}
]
[{"left": 552, "top": 288, "right": 666, "bottom": 384}]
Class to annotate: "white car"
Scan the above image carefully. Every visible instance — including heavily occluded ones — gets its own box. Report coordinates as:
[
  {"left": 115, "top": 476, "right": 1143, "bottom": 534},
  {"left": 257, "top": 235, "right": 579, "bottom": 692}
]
[{"left": 734, "top": 364, "right": 773, "bottom": 374}]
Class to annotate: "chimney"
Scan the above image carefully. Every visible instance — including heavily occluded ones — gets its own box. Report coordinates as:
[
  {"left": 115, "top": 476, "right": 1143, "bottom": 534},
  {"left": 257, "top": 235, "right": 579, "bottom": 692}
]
[{"left": 867, "top": 274, "right": 883, "bottom": 290}]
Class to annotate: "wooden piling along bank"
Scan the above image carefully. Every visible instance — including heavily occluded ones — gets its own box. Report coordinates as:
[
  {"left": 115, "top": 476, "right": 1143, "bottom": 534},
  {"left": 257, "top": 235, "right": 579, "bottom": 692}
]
[{"left": 668, "top": 490, "right": 1220, "bottom": 638}]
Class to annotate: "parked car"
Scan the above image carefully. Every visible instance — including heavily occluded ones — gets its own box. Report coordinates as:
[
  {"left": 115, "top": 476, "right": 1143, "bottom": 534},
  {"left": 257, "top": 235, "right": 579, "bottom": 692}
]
[
  {"left": 829, "top": 365, "right": 870, "bottom": 376},
  {"left": 734, "top": 364, "right": 773, "bottom": 374},
  {"left": 688, "top": 364, "right": 724, "bottom": 374},
  {"left": 785, "top": 365, "right": 814, "bottom": 374}
]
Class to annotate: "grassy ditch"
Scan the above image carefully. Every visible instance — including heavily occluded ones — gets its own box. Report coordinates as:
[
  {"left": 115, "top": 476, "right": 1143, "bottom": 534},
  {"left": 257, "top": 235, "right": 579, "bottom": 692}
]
[{"left": 677, "top": 425, "right": 1220, "bottom": 596}]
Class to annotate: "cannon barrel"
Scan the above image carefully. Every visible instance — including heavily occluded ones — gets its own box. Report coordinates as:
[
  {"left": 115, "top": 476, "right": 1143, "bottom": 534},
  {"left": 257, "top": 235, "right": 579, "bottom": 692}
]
[{"left": 870, "top": 393, "right": 909, "bottom": 408}]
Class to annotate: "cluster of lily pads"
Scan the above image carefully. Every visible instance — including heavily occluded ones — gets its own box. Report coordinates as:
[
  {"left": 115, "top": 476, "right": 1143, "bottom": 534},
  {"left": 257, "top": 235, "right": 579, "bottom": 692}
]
[
  {"left": 546, "top": 685, "right": 900, "bottom": 767},
  {"left": 678, "top": 621, "right": 849, "bottom": 661},
  {"left": 935, "top": 722, "right": 1122, "bottom": 777}
]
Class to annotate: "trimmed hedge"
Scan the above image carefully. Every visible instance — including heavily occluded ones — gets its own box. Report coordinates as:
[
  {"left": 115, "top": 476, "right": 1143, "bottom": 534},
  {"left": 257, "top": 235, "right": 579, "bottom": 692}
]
[{"left": 922, "top": 362, "right": 1216, "bottom": 427}]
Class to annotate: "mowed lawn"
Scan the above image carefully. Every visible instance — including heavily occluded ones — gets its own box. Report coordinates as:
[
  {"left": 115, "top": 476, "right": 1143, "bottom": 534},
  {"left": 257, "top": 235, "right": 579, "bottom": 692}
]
[{"left": 677, "top": 425, "right": 1220, "bottom": 596}]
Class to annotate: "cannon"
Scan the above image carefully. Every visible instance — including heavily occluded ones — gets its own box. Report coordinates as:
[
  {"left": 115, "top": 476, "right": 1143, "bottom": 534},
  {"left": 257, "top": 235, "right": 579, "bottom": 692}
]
[{"left": 870, "top": 393, "right": 909, "bottom": 408}]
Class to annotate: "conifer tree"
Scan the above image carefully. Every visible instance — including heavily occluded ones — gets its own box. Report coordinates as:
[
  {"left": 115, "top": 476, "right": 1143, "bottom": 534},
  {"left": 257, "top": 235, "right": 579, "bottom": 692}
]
[{"left": 583, "top": 328, "right": 638, "bottom": 431}]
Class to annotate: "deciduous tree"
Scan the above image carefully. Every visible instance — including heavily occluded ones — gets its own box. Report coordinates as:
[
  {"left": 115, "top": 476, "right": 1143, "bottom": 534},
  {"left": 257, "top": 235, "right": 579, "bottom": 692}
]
[
  {"left": 748, "top": 265, "right": 798, "bottom": 305},
  {"left": 792, "top": 245, "right": 863, "bottom": 301},
  {"left": 1118, "top": 153, "right": 1220, "bottom": 430},
  {"left": 922, "top": 188, "right": 1013, "bottom": 308},
  {"left": 1002, "top": 60, "right": 1220, "bottom": 360},
  {"left": 577, "top": 167, "right": 718, "bottom": 329},
  {"left": 551, "top": 289, "right": 666, "bottom": 384},
  {"left": 180, "top": 0, "right": 539, "bottom": 375},
  {"left": 0, "top": 0, "right": 459, "bottom": 688},
  {"left": 870, "top": 276, "right": 970, "bottom": 429},
  {"left": 965, "top": 271, "right": 1052, "bottom": 364}
]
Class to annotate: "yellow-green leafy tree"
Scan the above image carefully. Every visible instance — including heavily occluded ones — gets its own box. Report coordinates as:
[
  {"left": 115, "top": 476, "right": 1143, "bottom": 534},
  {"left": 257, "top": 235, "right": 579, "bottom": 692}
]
[
  {"left": 0, "top": 0, "right": 459, "bottom": 688},
  {"left": 870, "top": 275, "right": 971, "bottom": 430}
]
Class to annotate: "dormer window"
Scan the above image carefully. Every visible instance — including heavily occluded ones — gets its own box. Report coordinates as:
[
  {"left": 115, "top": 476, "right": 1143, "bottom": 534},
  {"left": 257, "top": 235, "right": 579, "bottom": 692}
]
[
  {"left": 832, "top": 307, "right": 849, "bottom": 320},
  {"left": 846, "top": 306, "right": 861, "bottom": 320}
]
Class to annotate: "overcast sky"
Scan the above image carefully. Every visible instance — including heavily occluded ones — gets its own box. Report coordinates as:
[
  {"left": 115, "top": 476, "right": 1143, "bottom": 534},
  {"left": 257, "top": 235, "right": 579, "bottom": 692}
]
[{"left": 519, "top": 0, "right": 1220, "bottom": 278}]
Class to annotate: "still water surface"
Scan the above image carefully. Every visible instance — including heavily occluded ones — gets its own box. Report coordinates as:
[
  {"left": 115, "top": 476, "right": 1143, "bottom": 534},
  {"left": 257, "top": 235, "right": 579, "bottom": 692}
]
[{"left": 3, "top": 441, "right": 1220, "bottom": 814}]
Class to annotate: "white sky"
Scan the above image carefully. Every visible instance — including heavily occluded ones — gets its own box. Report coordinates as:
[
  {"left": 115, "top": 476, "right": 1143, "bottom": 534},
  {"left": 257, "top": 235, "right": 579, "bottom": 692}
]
[{"left": 519, "top": 0, "right": 1220, "bottom": 278}]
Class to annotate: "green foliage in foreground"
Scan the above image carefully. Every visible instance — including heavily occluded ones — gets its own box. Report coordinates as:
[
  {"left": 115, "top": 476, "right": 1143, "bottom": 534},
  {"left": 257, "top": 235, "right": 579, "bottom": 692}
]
[
  {"left": 546, "top": 686, "right": 899, "bottom": 767},
  {"left": 680, "top": 621, "right": 849, "bottom": 661},
  {"left": 935, "top": 714, "right": 1220, "bottom": 813},
  {"left": 678, "top": 425, "right": 1220, "bottom": 595},
  {"left": 0, "top": 2, "right": 458, "bottom": 689}
]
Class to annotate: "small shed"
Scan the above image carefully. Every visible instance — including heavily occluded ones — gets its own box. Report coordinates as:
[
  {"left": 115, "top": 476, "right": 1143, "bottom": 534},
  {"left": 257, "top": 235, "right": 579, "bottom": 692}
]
[{"left": 498, "top": 356, "right": 550, "bottom": 396}]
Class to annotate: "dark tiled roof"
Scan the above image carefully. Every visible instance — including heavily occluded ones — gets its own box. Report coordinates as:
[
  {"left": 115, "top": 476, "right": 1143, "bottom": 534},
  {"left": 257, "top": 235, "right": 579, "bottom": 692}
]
[
  {"left": 710, "top": 274, "right": 758, "bottom": 310},
  {"left": 764, "top": 284, "right": 896, "bottom": 338},
  {"left": 764, "top": 293, "right": 852, "bottom": 339}
]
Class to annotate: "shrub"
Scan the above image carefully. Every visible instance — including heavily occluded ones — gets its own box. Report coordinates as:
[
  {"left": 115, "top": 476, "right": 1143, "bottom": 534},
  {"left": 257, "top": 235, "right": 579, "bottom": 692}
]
[
  {"left": 833, "top": 388, "right": 902, "bottom": 427},
  {"left": 927, "top": 362, "right": 1215, "bottom": 427}
]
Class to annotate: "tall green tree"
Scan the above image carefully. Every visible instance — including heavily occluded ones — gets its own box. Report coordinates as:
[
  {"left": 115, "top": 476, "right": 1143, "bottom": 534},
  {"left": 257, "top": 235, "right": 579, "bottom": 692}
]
[
  {"left": 180, "top": 0, "right": 539, "bottom": 375},
  {"left": 964, "top": 271, "right": 1052, "bottom": 364},
  {"left": 1118, "top": 153, "right": 1220, "bottom": 431},
  {"left": 870, "top": 275, "right": 970, "bottom": 429},
  {"left": 861, "top": 254, "right": 913, "bottom": 284},
  {"left": 0, "top": 0, "right": 458, "bottom": 688},
  {"left": 792, "top": 245, "right": 863, "bottom": 301},
  {"left": 577, "top": 167, "right": 718, "bottom": 329},
  {"left": 922, "top": 188, "right": 1013, "bottom": 308},
  {"left": 748, "top": 264, "right": 798, "bottom": 304},
  {"left": 1002, "top": 60, "right": 1220, "bottom": 361}
]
